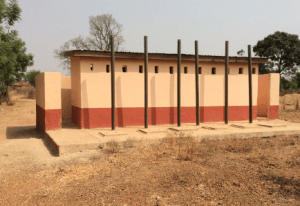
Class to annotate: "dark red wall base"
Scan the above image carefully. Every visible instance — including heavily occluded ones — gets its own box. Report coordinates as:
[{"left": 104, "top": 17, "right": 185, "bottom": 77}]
[
  {"left": 36, "top": 105, "right": 45, "bottom": 132},
  {"left": 269, "top": 105, "right": 279, "bottom": 120},
  {"left": 72, "top": 105, "right": 258, "bottom": 129},
  {"left": 36, "top": 104, "right": 61, "bottom": 133}
]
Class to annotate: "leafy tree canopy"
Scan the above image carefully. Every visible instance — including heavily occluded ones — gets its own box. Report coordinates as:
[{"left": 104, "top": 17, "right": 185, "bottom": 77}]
[
  {"left": 253, "top": 31, "right": 300, "bottom": 77},
  {"left": 25, "top": 70, "right": 40, "bottom": 87},
  {"left": 0, "top": 0, "right": 33, "bottom": 101}
]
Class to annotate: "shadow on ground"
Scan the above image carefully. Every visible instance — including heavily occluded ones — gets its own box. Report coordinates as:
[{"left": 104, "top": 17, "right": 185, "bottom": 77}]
[
  {"left": 6, "top": 126, "right": 41, "bottom": 139},
  {"left": 6, "top": 126, "right": 58, "bottom": 156}
]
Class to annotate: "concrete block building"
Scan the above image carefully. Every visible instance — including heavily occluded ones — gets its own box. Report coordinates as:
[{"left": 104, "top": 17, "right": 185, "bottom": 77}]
[{"left": 35, "top": 50, "right": 279, "bottom": 132}]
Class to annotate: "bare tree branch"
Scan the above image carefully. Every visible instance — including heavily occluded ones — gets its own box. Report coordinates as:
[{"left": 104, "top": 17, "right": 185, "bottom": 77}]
[{"left": 54, "top": 14, "right": 125, "bottom": 70}]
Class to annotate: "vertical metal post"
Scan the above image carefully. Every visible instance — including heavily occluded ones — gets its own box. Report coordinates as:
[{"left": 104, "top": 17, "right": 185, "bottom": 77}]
[
  {"left": 225, "top": 41, "right": 229, "bottom": 124},
  {"left": 144, "top": 36, "right": 148, "bottom": 128},
  {"left": 248, "top": 45, "right": 253, "bottom": 123},
  {"left": 195, "top": 40, "right": 200, "bottom": 125},
  {"left": 177, "top": 39, "right": 181, "bottom": 127},
  {"left": 111, "top": 36, "right": 115, "bottom": 130}
]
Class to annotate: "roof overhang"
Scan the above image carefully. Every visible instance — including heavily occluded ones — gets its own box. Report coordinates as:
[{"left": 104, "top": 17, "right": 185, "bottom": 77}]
[{"left": 63, "top": 50, "right": 268, "bottom": 64}]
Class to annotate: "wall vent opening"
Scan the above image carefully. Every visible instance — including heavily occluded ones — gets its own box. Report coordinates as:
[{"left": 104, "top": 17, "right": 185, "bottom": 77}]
[
  {"left": 239, "top": 68, "right": 243, "bottom": 74},
  {"left": 122, "top": 65, "right": 127, "bottom": 73},
  {"left": 184, "top": 67, "right": 188, "bottom": 74},
  {"left": 212, "top": 67, "right": 216, "bottom": 74},
  {"left": 139, "top": 65, "right": 143, "bottom": 73},
  {"left": 198, "top": 67, "right": 202, "bottom": 74}
]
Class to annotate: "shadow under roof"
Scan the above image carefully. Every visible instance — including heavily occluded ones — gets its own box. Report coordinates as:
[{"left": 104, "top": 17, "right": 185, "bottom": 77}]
[{"left": 63, "top": 50, "right": 268, "bottom": 64}]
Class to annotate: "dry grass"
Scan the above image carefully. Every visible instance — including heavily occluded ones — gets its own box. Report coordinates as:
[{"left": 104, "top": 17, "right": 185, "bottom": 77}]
[
  {"left": 143, "top": 133, "right": 273, "bottom": 162},
  {"left": 14, "top": 86, "right": 35, "bottom": 99},
  {"left": 122, "top": 137, "right": 137, "bottom": 149},
  {"left": 105, "top": 140, "right": 121, "bottom": 153},
  {"left": 1, "top": 134, "right": 300, "bottom": 205}
]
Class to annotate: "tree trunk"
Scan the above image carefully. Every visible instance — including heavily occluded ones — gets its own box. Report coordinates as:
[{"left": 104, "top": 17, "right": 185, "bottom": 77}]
[{"left": 5, "top": 85, "right": 10, "bottom": 103}]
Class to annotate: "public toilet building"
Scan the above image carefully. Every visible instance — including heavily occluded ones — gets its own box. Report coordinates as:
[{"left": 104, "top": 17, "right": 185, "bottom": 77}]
[{"left": 35, "top": 50, "right": 279, "bottom": 132}]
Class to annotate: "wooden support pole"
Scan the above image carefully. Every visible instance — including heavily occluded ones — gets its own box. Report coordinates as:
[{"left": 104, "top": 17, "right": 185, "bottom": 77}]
[
  {"left": 248, "top": 45, "right": 253, "bottom": 123},
  {"left": 225, "top": 41, "right": 229, "bottom": 124},
  {"left": 144, "top": 36, "right": 148, "bottom": 128},
  {"left": 177, "top": 39, "right": 181, "bottom": 127},
  {"left": 195, "top": 40, "right": 200, "bottom": 125},
  {"left": 111, "top": 36, "right": 115, "bottom": 130}
]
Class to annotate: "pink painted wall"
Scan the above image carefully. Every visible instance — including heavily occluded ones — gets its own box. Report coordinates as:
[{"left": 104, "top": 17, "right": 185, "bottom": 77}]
[
  {"left": 61, "top": 76, "right": 71, "bottom": 119},
  {"left": 70, "top": 57, "right": 262, "bottom": 128},
  {"left": 257, "top": 74, "right": 270, "bottom": 116},
  {"left": 257, "top": 73, "right": 280, "bottom": 118},
  {"left": 35, "top": 72, "right": 62, "bottom": 132}
]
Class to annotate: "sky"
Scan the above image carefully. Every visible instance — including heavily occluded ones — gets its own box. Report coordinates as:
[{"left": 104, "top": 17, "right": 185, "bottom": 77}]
[{"left": 12, "top": 0, "right": 300, "bottom": 76}]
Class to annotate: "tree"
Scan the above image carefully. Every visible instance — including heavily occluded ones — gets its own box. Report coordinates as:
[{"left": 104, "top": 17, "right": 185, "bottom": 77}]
[
  {"left": 258, "top": 63, "right": 271, "bottom": 75},
  {"left": 25, "top": 70, "right": 40, "bottom": 87},
  {"left": 296, "top": 72, "right": 300, "bottom": 89},
  {"left": 253, "top": 31, "right": 300, "bottom": 77},
  {"left": 280, "top": 76, "right": 298, "bottom": 91},
  {"left": 237, "top": 49, "right": 245, "bottom": 56},
  {"left": 0, "top": 0, "right": 34, "bottom": 102},
  {"left": 54, "top": 14, "right": 124, "bottom": 70}
]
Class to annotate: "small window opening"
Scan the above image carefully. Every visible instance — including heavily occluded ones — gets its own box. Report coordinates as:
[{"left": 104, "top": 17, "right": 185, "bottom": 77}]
[
  {"left": 155, "top": 66, "right": 159, "bottom": 73},
  {"left": 252, "top": 68, "right": 256, "bottom": 74},
  {"left": 239, "top": 68, "right": 243, "bottom": 74},
  {"left": 139, "top": 65, "right": 143, "bottom": 73},
  {"left": 106, "top": 65, "right": 109, "bottom": 73},
  {"left": 169, "top": 66, "right": 173, "bottom": 74},
  {"left": 184, "top": 67, "right": 188, "bottom": 74},
  {"left": 228, "top": 68, "right": 230, "bottom": 74},
  {"left": 198, "top": 67, "right": 202, "bottom": 74},
  {"left": 212, "top": 67, "right": 216, "bottom": 74},
  {"left": 122, "top": 65, "right": 127, "bottom": 73},
  {"left": 90, "top": 64, "right": 93, "bottom": 71}
]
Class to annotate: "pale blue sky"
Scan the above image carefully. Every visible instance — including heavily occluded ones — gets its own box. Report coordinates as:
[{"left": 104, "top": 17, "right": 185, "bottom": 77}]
[{"left": 13, "top": 0, "right": 300, "bottom": 75}]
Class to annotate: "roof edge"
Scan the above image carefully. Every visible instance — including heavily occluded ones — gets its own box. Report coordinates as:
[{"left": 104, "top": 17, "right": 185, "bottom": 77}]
[{"left": 63, "top": 50, "right": 268, "bottom": 64}]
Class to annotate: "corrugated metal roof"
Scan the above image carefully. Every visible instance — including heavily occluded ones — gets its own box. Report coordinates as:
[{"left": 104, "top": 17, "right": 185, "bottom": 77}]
[{"left": 63, "top": 50, "right": 268, "bottom": 64}]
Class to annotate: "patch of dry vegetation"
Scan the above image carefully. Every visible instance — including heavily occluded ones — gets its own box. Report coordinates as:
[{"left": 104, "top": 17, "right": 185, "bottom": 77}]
[{"left": 1, "top": 134, "right": 300, "bottom": 205}]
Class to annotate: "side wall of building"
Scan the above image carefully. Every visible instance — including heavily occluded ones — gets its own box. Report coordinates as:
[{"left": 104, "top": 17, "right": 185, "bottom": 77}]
[
  {"left": 35, "top": 72, "right": 62, "bottom": 132},
  {"left": 257, "top": 73, "right": 279, "bottom": 119},
  {"left": 71, "top": 57, "right": 260, "bottom": 128},
  {"left": 71, "top": 57, "right": 82, "bottom": 126},
  {"left": 35, "top": 73, "right": 45, "bottom": 132},
  {"left": 269, "top": 73, "right": 280, "bottom": 119},
  {"left": 61, "top": 76, "right": 72, "bottom": 119}
]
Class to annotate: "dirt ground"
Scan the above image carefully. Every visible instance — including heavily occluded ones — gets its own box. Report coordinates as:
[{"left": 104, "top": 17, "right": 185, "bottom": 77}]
[{"left": 0, "top": 92, "right": 300, "bottom": 205}]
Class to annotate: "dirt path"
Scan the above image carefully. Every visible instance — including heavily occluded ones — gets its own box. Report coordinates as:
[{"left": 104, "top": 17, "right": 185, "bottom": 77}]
[{"left": 0, "top": 92, "right": 103, "bottom": 175}]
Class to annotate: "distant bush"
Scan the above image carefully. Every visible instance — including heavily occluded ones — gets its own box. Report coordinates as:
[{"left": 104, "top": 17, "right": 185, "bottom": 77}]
[
  {"left": 0, "top": 85, "right": 5, "bottom": 94},
  {"left": 25, "top": 70, "right": 40, "bottom": 87},
  {"left": 280, "top": 76, "right": 298, "bottom": 91}
]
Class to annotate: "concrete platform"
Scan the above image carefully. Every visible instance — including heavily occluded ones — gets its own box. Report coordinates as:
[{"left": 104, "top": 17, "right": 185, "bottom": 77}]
[
  {"left": 169, "top": 126, "right": 199, "bottom": 132},
  {"left": 138, "top": 128, "right": 168, "bottom": 134},
  {"left": 98, "top": 130, "right": 127, "bottom": 137},
  {"left": 257, "top": 123, "right": 287, "bottom": 128},
  {"left": 46, "top": 129, "right": 102, "bottom": 156},
  {"left": 45, "top": 119, "right": 300, "bottom": 156},
  {"left": 202, "top": 123, "right": 229, "bottom": 130},
  {"left": 231, "top": 123, "right": 260, "bottom": 129}
]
